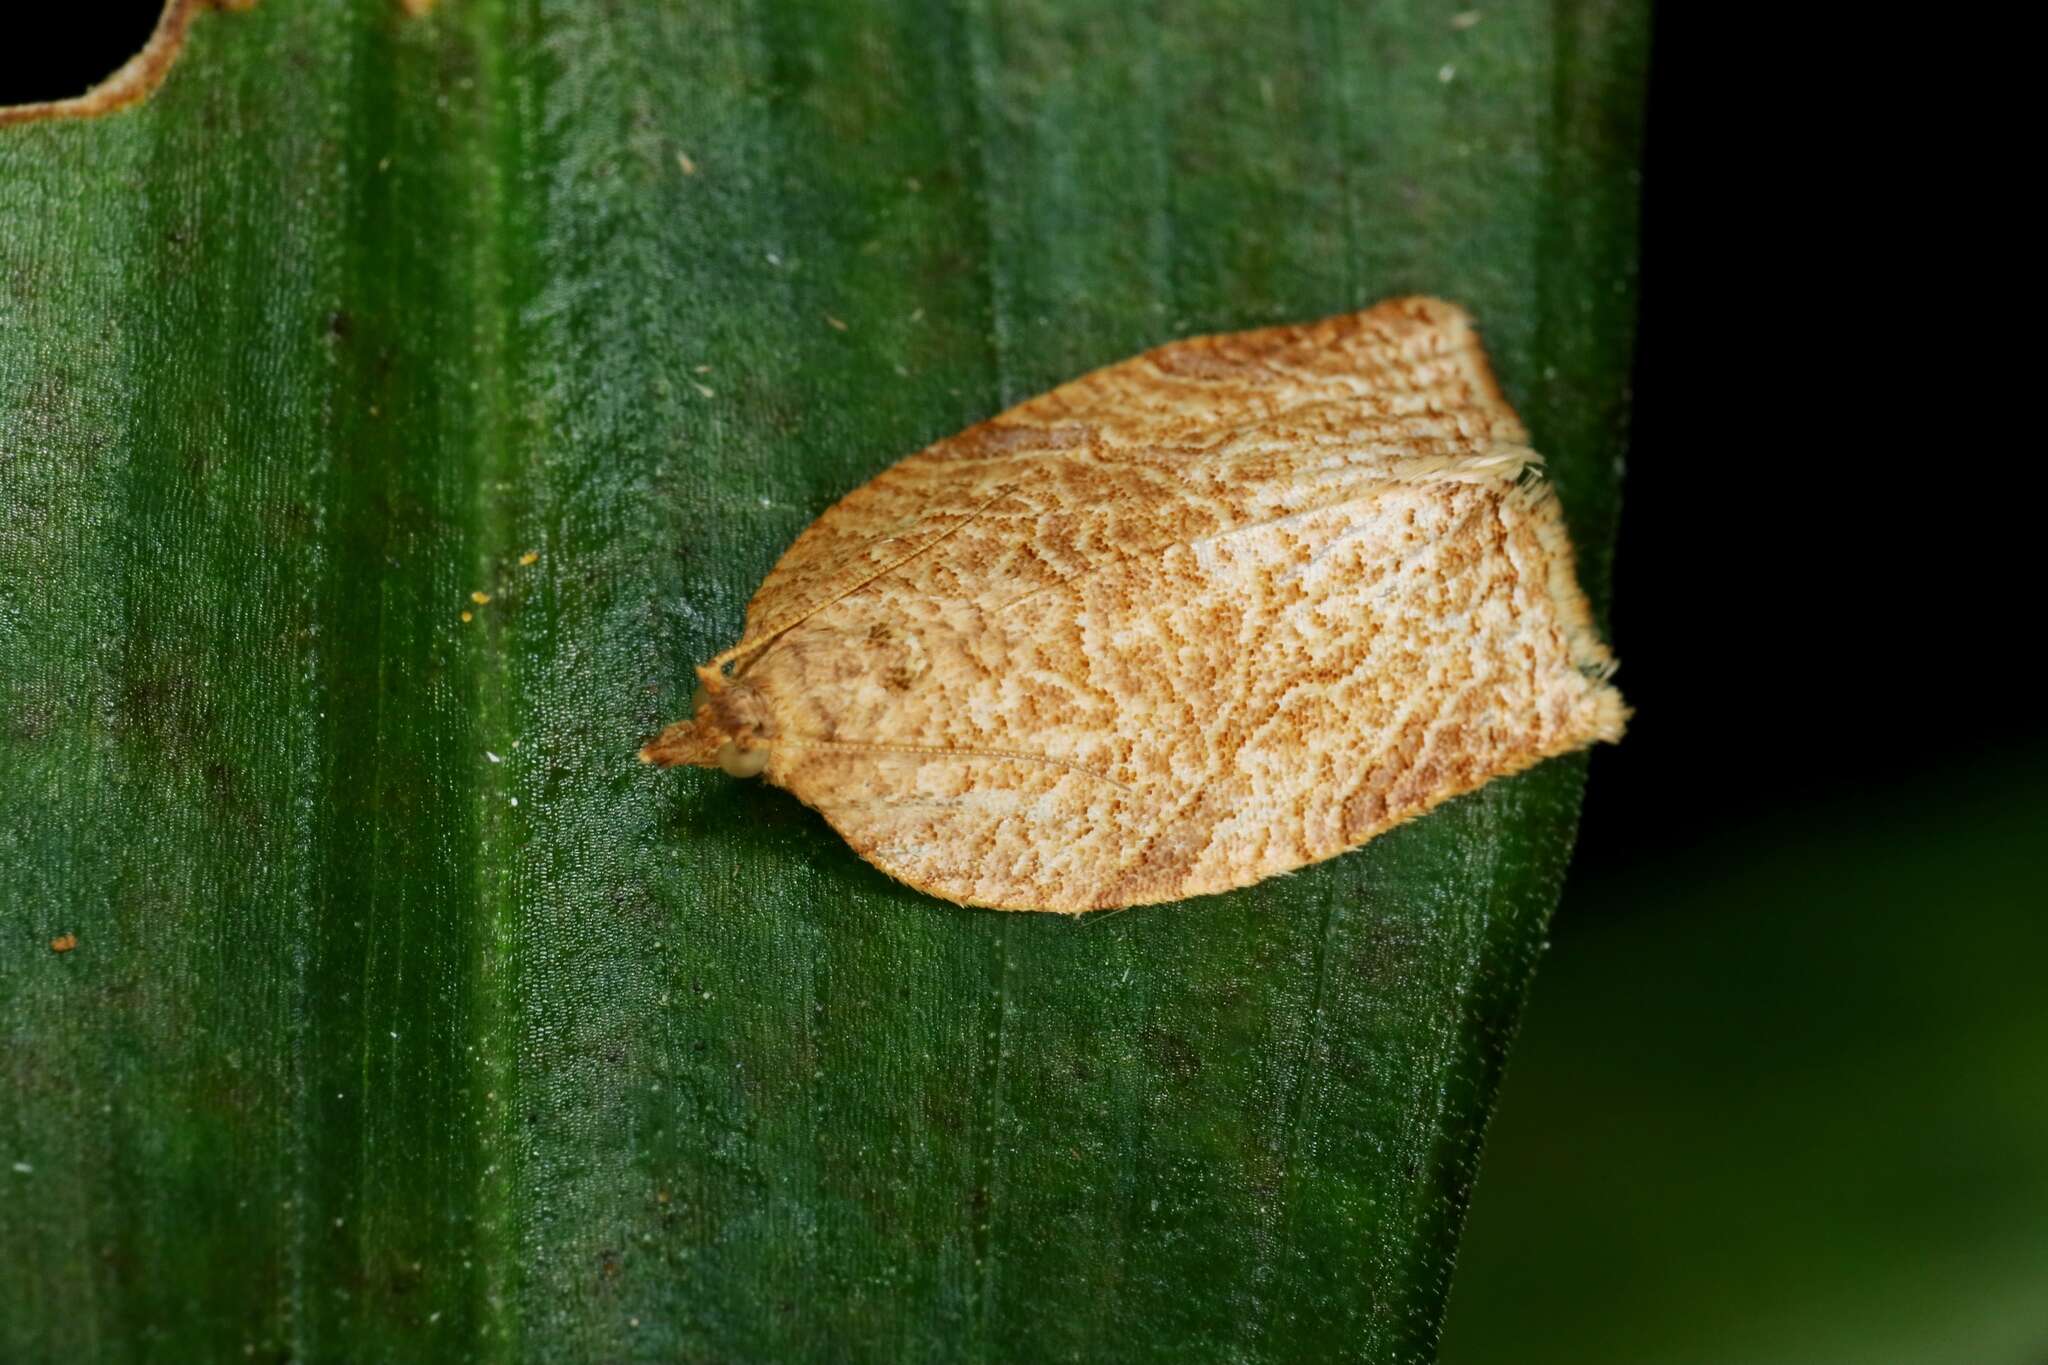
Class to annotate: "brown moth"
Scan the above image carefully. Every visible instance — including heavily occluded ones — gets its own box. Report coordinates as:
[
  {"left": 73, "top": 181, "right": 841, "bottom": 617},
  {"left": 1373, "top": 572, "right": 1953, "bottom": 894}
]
[{"left": 642, "top": 297, "right": 1625, "bottom": 913}]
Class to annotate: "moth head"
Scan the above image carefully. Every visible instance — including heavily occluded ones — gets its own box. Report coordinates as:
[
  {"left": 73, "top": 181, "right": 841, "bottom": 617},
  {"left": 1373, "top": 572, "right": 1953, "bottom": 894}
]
[{"left": 637, "top": 670, "right": 773, "bottom": 777}]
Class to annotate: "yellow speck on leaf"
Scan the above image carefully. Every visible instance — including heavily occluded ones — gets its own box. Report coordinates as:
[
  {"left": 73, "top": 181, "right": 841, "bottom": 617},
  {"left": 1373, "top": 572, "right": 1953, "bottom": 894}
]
[
  {"left": 678, "top": 151, "right": 698, "bottom": 175},
  {"left": 825, "top": 314, "right": 849, "bottom": 332},
  {"left": 460, "top": 611, "right": 473, "bottom": 623},
  {"left": 470, "top": 591, "right": 491, "bottom": 605},
  {"left": 519, "top": 551, "right": 539, "bottom": 566}
]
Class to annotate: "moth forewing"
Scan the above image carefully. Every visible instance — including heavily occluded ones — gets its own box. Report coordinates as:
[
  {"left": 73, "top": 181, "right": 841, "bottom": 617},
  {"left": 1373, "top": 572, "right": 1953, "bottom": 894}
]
[{"left": 645, "top": 297, "right": 1624, "bottom": 912}]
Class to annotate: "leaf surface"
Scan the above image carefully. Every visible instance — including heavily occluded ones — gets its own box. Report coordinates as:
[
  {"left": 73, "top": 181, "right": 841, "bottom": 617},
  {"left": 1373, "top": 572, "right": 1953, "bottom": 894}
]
[{"left": 0, "top": 3, "right": 1646, "bottom": 1360}]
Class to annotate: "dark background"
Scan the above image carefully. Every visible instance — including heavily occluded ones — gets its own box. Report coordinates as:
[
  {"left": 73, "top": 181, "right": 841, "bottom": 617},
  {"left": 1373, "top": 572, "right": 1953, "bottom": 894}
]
[
  {"left": 1574, "top": 5, "right": 2032, "bottom": 877},
  {"left": 10, "top": 7, "right": 2039, "bottom": 1361},
  {"left": 1445, "top": 8, "right": 2046, "bottom": 1362},
  {"left": 0, "top": 2, "right": 167, "bottom": 107}
]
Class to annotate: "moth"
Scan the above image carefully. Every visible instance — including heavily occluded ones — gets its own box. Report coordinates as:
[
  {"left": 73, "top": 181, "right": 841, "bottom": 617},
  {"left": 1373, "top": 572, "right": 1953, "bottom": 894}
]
[{"left": 643, "top": 298, "right": 1625, "bottom": 912}]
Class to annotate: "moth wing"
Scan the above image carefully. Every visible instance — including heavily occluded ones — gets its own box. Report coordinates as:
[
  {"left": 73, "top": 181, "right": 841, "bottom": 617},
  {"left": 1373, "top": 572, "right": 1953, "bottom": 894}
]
[
  {"left": 754, "top": 476, "right": 1622, "bottom": 912},
  {"left": 717, "top": 297, "right": 1620, "bottom": 910},
  {"left": 722, "top": 298, "right": 1528, "bottom": 665}
]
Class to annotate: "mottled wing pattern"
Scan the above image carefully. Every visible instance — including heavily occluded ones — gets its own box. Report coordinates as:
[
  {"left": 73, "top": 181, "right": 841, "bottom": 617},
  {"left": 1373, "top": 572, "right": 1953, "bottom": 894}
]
[
  {"left": 723, "top": 298, "right": 1524, "bottom": 658},
  {"left": 725, "top": 298, "right": 1624, "bottom": 911}
]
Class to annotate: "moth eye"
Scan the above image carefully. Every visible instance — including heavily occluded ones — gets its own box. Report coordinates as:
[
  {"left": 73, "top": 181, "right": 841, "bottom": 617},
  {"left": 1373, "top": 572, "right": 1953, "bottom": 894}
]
[
  {"left": 718, "top": 740, "right": 770, "bottom": 779},
  {"left": 691, "top": 682, "right": 710, "bottom": 715}
]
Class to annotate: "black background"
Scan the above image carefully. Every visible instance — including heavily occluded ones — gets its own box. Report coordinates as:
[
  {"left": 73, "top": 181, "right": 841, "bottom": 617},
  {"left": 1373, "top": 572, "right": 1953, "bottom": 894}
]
[
  {"left": 1571, "top": 6, "right": 2029, "bottom": 896},
  {"left": 0, "top": 1, "right": 164, "bottom": 106}
]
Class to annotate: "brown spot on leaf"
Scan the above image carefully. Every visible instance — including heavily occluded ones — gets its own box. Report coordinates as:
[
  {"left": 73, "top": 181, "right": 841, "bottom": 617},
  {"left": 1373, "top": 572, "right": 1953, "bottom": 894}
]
[{"left": 50, "top": 933, "right": 78, "bottom": 953}]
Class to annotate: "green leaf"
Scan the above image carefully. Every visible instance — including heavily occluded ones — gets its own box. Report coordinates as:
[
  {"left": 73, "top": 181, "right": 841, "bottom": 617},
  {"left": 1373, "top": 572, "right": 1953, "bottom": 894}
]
[{"left": 0, "top": 3, "right": 1645, "bottom": 1360}]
